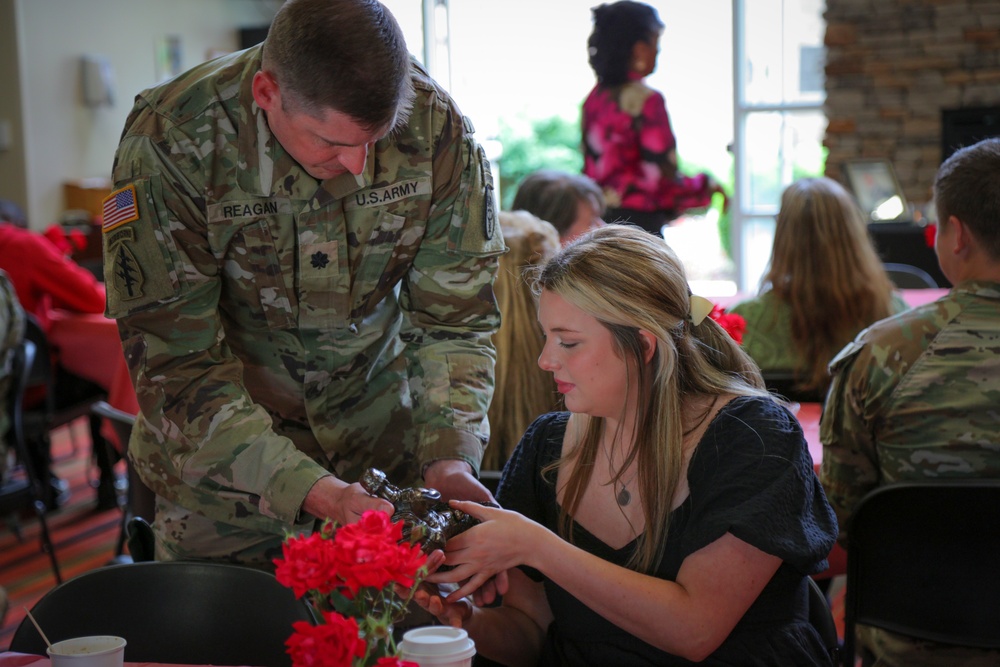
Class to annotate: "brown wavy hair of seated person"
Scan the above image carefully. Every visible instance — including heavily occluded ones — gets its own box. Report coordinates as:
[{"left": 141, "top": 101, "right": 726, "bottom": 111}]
[{"left": 764, "top": 177, "right": 897, "bottom": 392}]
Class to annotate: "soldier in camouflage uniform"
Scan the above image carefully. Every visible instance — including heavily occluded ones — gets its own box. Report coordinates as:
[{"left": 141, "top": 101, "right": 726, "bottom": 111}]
[
  {"left": 820, "top": 137, "right": 1000, "bottom": 666},
  {"left": 102, "top": 0, "right": 504, "bottom": 568}
]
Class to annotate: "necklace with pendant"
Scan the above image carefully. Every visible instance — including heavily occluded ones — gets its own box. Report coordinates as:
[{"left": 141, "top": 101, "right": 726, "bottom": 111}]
[
  {"left": 616, "top": 483, "right": 632, "bottom": 506},
  {"left": 603, "top": 435, "right": 637, "bottom": 506},
  {"left": 616, "top": 470, "right": 638, "bottom": 506}
]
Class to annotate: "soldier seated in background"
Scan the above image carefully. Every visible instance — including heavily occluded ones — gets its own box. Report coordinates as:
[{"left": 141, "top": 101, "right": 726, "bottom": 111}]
[
  {"left": 0, "top": 268, "right": 24, "bottom": 625},
  {"left": 820, "top": 137, "right": 1000, "bottom": 666}
]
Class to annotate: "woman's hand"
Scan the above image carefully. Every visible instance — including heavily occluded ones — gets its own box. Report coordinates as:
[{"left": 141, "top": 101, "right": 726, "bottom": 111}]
[
  {"left": 412, "top": 582, "right": 474, "bottom": 628},
  {"left": 427, "top": 500, "right": 543, "bottom": 601}
]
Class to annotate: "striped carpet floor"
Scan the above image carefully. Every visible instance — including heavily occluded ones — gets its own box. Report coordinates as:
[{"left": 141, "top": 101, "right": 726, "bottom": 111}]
[{"left": 0, "top": 419, "right": 124, "bottom": 650}]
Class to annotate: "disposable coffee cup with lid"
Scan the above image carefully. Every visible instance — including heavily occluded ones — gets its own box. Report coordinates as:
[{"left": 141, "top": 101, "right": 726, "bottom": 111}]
[
  {"left": 47, "top": 635, "right": 127, "bottom": 667},
  {"left": 399, "top": 626, "right": 476, "bottom": 667}
]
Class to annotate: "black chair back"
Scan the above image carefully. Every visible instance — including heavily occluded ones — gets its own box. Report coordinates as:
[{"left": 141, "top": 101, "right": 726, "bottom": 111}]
[
  {"left": 91, "top": 400, "right": 156, "bottom": 559},
  {"left": 807, "top": 577, "right": 840, "bottom": 665},
  {"left": 843, "top": 480, "right": 1000, "bottom": 665},
  {"left": 883, "top": 262, "right": 939, "bottom": 289},
  {"left": 10, "top": 561, "right": 317, "bottom": 666},
  {"left": 760, "top": 369, "right": 826, "bottom": 405},
  {"left": 0, "top": 339, "right": 61, "bottom": 582}
]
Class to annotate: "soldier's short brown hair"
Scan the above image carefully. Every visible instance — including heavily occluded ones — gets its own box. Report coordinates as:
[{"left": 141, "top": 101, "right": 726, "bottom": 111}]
[
  {"left": 934, "top": 137, "right": 1000, "bottom": 260},
  {"left": 262, "top": 0, "right": 414, "bottom": 132}
]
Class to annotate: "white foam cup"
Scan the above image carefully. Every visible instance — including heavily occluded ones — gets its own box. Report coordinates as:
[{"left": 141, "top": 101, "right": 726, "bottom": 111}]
[
  {"left": 399, "top": 626, "right": 476, "bottom": 667},
  {"left": 46, "top": 635, "right": 127, "bottom": 667}
]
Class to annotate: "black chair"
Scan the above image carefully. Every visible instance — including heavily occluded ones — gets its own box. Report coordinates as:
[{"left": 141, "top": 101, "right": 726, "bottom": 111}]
[
  {"left": 843, "top": 480, "right": 1000, "bottom": 666},
  {"left": 480, "top": 469, "right": 502, "bottom": 496},
  {"left": 883, "top": 262, "right": 939, "bottom": 289},
  {"left": 807, "top": 576, "right": 840, "bottom": 665},
  {"left": 22, "top": 315, "right": 111, "bottom": 504},
  {"left": 10, "top": 561, "right": 318, "bottom": 666},
  {"left": 760, "top": 370, "right": 826, "bottom": 405},
  {"left": 0, "top": 339, "right": 61, "bottom": 582},
  {"left": 90, "top": 400, "right": 156, "bottom": 560}
]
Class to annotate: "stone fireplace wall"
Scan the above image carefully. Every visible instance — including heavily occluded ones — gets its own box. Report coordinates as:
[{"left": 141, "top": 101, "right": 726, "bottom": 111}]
[{"left": 824, "top": 0, "right": 1000, "bottom": 211}]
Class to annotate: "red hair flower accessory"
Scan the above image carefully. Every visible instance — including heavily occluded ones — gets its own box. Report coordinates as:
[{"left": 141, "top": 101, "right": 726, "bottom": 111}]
[{"left": 708, "top": 304, "right": 746, "bottom": 344}]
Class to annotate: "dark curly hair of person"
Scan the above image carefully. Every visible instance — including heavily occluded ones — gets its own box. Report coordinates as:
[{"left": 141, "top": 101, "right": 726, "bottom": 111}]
[{"left": 587, "top": 1, "right": 664, "bottom": 87}]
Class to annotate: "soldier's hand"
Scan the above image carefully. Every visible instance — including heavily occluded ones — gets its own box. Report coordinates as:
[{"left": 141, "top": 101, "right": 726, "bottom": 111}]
[
  {"left": 422, "top": 459, "right": 495, "bottom": 504},
  {"left": 302, "top": 475, "right": 393, "bottom": 525}
]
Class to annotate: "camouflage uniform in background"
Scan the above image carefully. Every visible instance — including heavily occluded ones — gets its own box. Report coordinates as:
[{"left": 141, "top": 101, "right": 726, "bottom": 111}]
[
  {"left": 820, "top": 281, "right": 1000, "bottom": 667},
  {"left": 0, "top": 269, "right": 25, "bottom": 479},
  {"left": 104, "top": 46, "right": 504, "bottom": 567}
]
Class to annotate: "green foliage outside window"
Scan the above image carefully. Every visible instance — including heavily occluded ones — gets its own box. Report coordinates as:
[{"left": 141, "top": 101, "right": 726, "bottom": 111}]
[{"left": 495, "top": 114, "right": 583, "bottom": 210}]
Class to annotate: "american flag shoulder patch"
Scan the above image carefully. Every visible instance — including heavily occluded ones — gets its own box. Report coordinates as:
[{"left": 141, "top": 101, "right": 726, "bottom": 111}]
[{"left": 102, "top": 184, "right": 140, "bottom": 232}]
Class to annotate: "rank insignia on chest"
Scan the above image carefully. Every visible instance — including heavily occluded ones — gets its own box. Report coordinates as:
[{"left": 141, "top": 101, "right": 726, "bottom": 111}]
[{"left": 310, "top": 251, "right": 330, "bottom": 269}]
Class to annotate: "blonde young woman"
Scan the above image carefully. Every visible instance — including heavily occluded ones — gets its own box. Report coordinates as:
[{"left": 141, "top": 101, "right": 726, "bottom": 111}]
[
  {"left": 483, "top": 211, "right": 561, "bottom": 471},
  {"left": 419, "top": 225, "right": 838, "bottom": 666},
  {"left": 731, "top": 177, "right": 908, "bottom": 394}
]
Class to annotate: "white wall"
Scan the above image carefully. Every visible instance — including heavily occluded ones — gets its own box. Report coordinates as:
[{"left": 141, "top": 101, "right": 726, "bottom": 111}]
[{"left": 17, "top": 0, "right": 280, "bottom": 228}]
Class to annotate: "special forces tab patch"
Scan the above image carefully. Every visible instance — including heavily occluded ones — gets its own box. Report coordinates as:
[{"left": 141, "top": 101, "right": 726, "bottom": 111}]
[
  {"left": 101, "top": 184, "right": 140, "bottom": 232},
  {"left": 106, "top": 226, "right": 144, "bottom": 300}
]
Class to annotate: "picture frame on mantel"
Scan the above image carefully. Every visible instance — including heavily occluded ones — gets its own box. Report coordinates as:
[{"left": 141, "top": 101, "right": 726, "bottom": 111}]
[{"left": 843, "top": 159, "right": 908, "bottom": 222}]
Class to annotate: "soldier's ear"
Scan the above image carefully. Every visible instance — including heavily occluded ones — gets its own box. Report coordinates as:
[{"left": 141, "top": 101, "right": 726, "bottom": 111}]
[
  {"left": 950, "top": 216, "right": 972, "bottom": 258},
  {"left": 252, "top": 70, "right": 280, "bottom": 112}
]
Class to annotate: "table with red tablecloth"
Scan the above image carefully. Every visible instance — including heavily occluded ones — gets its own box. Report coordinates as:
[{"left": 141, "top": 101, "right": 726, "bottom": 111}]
[{"left": 45, "top": 306, "right": 138, "bottom": 450}]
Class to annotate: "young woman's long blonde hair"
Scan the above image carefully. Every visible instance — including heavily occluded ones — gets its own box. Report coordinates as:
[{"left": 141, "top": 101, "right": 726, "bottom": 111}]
[
  {"left": 764, "top": 177, "right": 897, "bottom": 391},
  {"left": 484, "top": 211, "right": 561, "bottom": 471},
  {"left": 533, "top": 225, "right": 766, "bottom": 572}
]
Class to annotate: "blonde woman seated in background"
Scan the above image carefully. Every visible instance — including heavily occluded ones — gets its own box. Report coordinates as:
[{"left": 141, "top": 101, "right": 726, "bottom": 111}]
[
  {"left": 420, "top": 225, "right": 838, "bottom": 666},
  {"left": 483, "top": 211, "right": 561, "bottom": 472},
  {"left": 730, "top": 177, "right": 908, "bottom": 397}
]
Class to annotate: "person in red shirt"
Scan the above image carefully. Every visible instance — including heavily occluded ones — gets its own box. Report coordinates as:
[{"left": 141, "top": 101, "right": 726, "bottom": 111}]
[{"left": 0, "top": 199, "right": 117, "bottom": 509}]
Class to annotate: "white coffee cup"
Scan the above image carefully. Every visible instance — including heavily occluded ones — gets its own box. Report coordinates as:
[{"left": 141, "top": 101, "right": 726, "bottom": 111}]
[
  {"left": 399, "top": 626, "right": 476, "bottom": 667},
  {"left": 46, "top": 635, "right": 127, "bottom": 667}
]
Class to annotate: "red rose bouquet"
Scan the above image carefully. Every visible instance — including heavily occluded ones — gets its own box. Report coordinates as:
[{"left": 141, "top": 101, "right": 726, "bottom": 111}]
[{"left": 274, "top": 511, "right": 429, "bottom": 667}]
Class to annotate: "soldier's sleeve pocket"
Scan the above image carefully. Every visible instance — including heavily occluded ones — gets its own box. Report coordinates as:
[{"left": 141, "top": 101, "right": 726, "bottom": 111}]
[
  {"left": 451, "top": 133, "right": 505, "bottom": 257},
  {"left": 103, "top": 176, "right": 181, "bottom": 318}
]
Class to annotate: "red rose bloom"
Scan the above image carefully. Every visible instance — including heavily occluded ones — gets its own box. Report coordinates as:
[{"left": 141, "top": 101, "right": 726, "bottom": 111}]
[
  {"left": 330, "top": 511, "right": 427, "bottom": 598},
  {"left": 274, "top": 531, "right": 342, "bottom": 598},
  {"left": 285, "top": 612, "right": 366, "bottom": 667}
]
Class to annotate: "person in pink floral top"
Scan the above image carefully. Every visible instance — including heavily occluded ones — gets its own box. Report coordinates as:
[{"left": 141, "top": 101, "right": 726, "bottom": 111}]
[{"left": 582, "top": 1, "right": 725, "bottom": 236}]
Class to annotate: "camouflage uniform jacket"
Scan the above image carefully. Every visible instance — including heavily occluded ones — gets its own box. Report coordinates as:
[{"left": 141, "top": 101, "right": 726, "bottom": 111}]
[
  {"left": 0, "top": 269, "right": 25, "bottom": 473},
  {"left": 104, "top": 46, "right": 503, "bottom": 560},
  {"left": 820, "top": 280, "right": 1000, "bottom": 541}
]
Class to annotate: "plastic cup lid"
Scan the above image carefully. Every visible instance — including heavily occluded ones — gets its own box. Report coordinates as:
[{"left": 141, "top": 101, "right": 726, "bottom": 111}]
[
  {"left": 47, "top": 636, "right": 127, "bottom": 657},
  {"left": 400, "top": 626, "right": 476, "bottom": 658}
]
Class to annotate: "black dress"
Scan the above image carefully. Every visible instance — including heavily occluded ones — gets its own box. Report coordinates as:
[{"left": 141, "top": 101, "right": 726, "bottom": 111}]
[{"left": 496, "top": 396, "right": 838, "bottom": 666}]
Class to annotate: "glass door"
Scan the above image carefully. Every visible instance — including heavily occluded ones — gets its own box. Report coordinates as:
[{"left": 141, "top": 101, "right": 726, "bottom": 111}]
[{"left": 731, "top": 0, "right": 827, "bottom": 291}]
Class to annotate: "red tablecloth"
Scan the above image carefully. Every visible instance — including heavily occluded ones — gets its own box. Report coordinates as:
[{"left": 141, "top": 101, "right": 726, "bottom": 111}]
[
  {"left": 45, "top": 307, "right": 138, "bottom": 449},
  {"left": 714, "top": 287, "right": 949, "bottom": 311},
  {"left": 0, "top": 653, "right": 251, "bottom": 667}
]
